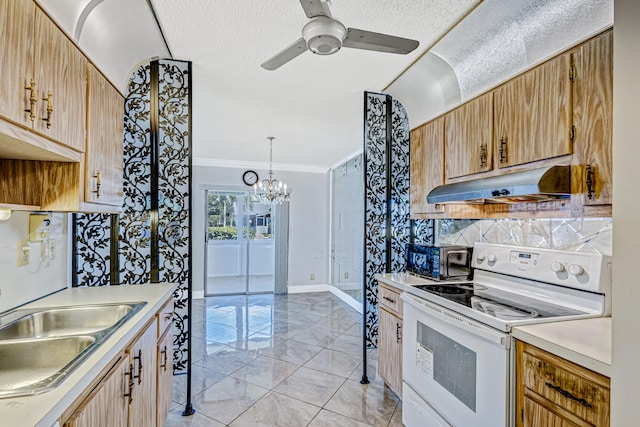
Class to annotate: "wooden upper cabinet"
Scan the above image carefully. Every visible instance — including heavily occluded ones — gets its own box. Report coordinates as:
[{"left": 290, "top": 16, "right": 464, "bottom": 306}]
[
  {"left": 410, "top": 118, "right": 445, "bottom": 216},
  {"left": 0, "top": 0, "right": 35, "bottom": 128},
  {"left": 494, "top": 53, "right": 572, "bottom": 169},
  {"left": 572, "top": 30, "right": 613, "bottom": 207},
  {"left": 445, "top": 92, "right": 493, "bottom": 179},
  {"left": 33, "top": 8, "right": 87, "bottom": 152},
  {"left": 85, "top": 64, "right": 124, "bottom": 206}
]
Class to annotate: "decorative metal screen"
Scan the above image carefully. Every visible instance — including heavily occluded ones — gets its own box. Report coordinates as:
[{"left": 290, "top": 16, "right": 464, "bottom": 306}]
[
  {"left": 363, "top": 92, "right": 410, "bottom": 348},
  {"left": 73, "top": 59, "right": 192, "bottom": 374}
]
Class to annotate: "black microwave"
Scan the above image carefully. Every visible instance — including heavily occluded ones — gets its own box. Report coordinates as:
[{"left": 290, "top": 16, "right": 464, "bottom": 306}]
[{"left": 405, "top": 243, "right": 472, "bottom": 280}]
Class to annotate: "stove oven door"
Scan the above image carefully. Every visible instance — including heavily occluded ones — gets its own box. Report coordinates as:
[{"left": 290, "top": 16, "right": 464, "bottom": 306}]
[{"left": 401, "top": 293, "right": 511, "bottom": 427}]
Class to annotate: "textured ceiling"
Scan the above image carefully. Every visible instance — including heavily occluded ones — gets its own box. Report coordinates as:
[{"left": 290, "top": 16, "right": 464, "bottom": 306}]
[{"left": 149, "top": 0, "right": 480, "bottom": 170}]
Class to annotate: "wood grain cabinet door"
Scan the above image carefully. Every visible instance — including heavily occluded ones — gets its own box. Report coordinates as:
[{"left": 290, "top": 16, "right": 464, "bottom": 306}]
[
  {"left": 572, "top": 31, "right": 613, "bottom": 206},
  {"left": 410, "top": 118, "right": 445, "bottom": 216},
  {"left": 0, "top": 0, "right": 35, "bottom": 128},
  {"left": 128, "top": 320, "right": 158, "bottom": 427},
  {"left": 33, "top": 7, "right": 87, "bottom": 152},
  {"left": 85, "top": 64, "right": 124, "bottom": 206},
  {"left": 445, "top": 92, "right": 493, "bottom": 179},
  {"left": 64, "top": 356, "right": 129, "bottom": 427},
  {"left": 494, "top": 53, "right": 572, "bottom": 168},
  {"left": 378, "top": 307, "right": 402, "bottom": 398},
  {"left": 156, "top": 329, "right": 173, "bottom": 427}
]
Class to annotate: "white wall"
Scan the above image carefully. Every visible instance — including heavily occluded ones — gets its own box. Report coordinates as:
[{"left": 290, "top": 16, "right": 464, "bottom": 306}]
[
  {"left": 611, "top": 0, "right": 640, "bottom": 424},
  {"left": 193, "top": 165, "right": 330, "bottom": 294},
  {"left": 0, "top": 211, "right": 68, "bottom": 312}
]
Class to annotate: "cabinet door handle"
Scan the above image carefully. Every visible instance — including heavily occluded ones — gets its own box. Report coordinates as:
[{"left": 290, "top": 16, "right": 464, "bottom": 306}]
[
  {"left": 91, "top": 170, "right": 101, "bottom": 199},
  {"left": 499, "top": 137, "right": 507, "bottom": 164},
  {"left": 479, "top": 144, "right": 487, "bottom": 169},
  {"left": 133, "top": 349, "right": 143, "bottom": 384},
  {"left": 25, "top": 79, "right": 37, "bottom": 122},
  {"left": 41, "top": 91, "right": 53, "bottom": 128},
  {"left": 160, "top": 345, "right": 168, "bottom": 372},
  {"left": 396, "top": 323, "right": 402, "bottom": 343},
  {"left": 586, "top": 164, "right": 596, "bottom": 200},
  {"left": 124, "top": 363, "right": 134, "bottom": 404},
  {"left": 545, "top": 382, "right": 592, "bottom": 409},
  {"left": 382, "top": 296, "right": 396, "bottom": 304}
]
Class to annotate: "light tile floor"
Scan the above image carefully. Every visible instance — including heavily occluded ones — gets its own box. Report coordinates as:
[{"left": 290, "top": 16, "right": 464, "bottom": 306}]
[{"left": 165, "top": 292, "right": 403, "bottom": 426}]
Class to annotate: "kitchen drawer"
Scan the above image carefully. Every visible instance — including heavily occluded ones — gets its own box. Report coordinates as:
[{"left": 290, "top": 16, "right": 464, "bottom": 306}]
[
  {"left": 379, "top": 284, "right": 402, "bottom": 317},
  {"left": 157, "top": 298, "right": 174, "bottom": 337},
  {"left": 521, "top": 345, "right": 610, "bottom": 425}
]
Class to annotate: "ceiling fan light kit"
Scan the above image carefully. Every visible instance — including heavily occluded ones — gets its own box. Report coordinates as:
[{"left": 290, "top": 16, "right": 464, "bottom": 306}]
[
  {"left": 261, "top": 0, "right": 419, "bottom": 70},
  {"left": 304, "top": 16, "right": 346, "bottom": 55}
]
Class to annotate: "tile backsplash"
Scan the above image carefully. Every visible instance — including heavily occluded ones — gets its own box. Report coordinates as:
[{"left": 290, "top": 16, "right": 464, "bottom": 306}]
[
  {"left": 435, "top": 218, "right": 612, "bottom": 256},
  {"left": 0, "top": 211, "right": 68, "bottom": 312}
]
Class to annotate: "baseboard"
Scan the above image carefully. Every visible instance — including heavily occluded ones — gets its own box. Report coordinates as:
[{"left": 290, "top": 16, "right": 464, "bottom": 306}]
[
  {"left": 330, "top": 286, "right": 363, "bottom": 314},
  {"left": 287, "top": 284, "right": 331, "bottom": 294},
  {"left": 192, "top": 290, "right": 205, "bottom": 299}
]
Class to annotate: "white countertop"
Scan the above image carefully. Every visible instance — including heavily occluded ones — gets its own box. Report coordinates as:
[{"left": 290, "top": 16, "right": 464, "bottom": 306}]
[
  {"left": 513, "top": 317, "right": 612, "bottom": 377},
  {"left": 0, "top": 283, "right": 176, "bottom": 427},
  {"left": 376, "top": 273, "right": 612, "bottom": 377}
]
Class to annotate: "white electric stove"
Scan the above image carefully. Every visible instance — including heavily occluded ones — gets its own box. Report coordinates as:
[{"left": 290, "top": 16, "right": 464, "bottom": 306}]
[{"left": 400, "top": 242, "right": 612, "bottom": 427}]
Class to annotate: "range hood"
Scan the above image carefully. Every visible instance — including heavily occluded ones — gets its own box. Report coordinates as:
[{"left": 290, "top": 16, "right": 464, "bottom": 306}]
[{"left": 427, "top": 165, "right": 571, "bottom": 204}]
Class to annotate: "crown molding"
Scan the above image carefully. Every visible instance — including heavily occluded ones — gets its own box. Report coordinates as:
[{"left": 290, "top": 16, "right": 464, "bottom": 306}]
[
  {"left": 193, "top": 157, "right": 329, "bottom": 174},
  {"left": 329, "top": 149, "right": 363, "bottom": 170}
]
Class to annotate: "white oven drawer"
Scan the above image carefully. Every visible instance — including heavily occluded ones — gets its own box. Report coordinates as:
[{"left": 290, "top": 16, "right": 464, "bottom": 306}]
[
  {"left": 402, "top": 293, "right": 511, "bottom": 427},
  {"left": 403, "top": 382, "right": 452, "bottom": 427}
]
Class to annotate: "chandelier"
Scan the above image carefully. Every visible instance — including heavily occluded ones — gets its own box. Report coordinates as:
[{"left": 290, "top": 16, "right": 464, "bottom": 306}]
[{"left": 253, "top": 137, "right": 290, "bottom": 204}]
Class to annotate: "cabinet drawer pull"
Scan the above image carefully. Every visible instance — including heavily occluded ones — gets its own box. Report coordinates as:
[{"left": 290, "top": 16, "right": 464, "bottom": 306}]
[
  {"left": 124, "top": 363, "right": 134, "bottom": 403},
  {"left": 25, "top": 79, "right": 37, "bottom": 122},
  {"left": 382, "top": 296, "right": 396, "bottom": 304},
  {"left": 160, "top": 345, "right": 168, "bottom": 372},
  {"left": 396, "top": 323, "right": 402, "bottom": 343},
  {"left": 586, "top": 164, "right": 595, "bottom": 200},
  {"left": 133, "top": 349, "right": 143, "bottom": 384},
  {"left": 544, "top": 382, "right": 592, "bottom": 409},
  {"left": 41, "top": 91, "right": 53, "bottom": 128},
  {"left": 91, "top": 170, "right": 101, "bottom": 199}
]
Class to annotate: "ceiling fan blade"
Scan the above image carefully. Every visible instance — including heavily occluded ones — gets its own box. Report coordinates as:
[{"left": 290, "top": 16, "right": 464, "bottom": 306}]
[
  {"left": 261, "top": 38, "right": 308, "bottom": 70},
  {"left": 343, "top": 28, "right": 419, "bottom": 54},
  {"left": 299, "top": 0, "right": 332, "bottom": 18}
]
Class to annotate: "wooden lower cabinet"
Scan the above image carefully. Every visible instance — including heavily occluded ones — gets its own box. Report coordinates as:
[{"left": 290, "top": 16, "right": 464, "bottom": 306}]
[
  {"left": 377, "top": 282, "right": 403, "bottom": 398},
  {"left": 64, "top": 356, "right": 129, "bottom": 427},
  {"left": 128, "top": 319, "right": 158, "bottom": 427},
  {"left": 156, "top": 327, "right": 173, "bottom": 426},
  {"left": 64, "top": 301, "right": 173, "bottom": 427},
  {"left": 516, "top": 340, "right": 610, "bottom": 427}
]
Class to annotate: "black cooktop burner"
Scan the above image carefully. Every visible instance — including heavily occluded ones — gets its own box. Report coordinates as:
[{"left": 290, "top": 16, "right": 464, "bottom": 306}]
[{"left": 412, "top": 282, "right": 586, "bottom": 320}]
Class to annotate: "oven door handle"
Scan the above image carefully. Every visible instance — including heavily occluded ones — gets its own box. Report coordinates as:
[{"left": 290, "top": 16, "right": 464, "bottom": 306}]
[{"left": 402, "top": 293, "right": 510, "bottom": 348}]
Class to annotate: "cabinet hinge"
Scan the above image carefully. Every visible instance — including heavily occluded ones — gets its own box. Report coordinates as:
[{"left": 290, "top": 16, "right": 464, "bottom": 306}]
[
  {"left": 521, "top": 409, "right": 524, "bottom": 422},
  {"left": 570, "top": 126, "right": 576, "bottom": 141},
  {"left": 569, "top": 64, "right": 576, "bottom": 82}
]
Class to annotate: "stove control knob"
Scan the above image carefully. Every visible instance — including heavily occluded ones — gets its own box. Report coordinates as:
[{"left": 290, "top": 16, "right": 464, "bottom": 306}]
[
  {"left": 487, "top": 253, "right": 497, "bottom": 263},
  {"left": 568, "top": 264, "right": 584, "bottom": 276},
  {"left": 550, "top": 261, "right": 565, "bottom": 273},
  {"left": 476, "top": 252, "right": 486, "bottom": 262}
]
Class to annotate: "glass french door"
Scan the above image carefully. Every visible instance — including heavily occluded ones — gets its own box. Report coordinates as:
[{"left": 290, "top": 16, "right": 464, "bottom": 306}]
[{"left": 204, "top": 190, "right": 275, "bottom": 295}]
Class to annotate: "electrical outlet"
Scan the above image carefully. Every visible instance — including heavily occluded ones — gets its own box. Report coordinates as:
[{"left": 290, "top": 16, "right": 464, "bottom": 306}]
[
  {"left": 344, "top": 272, "right": 349, "bottom": 279},
  {"left": 17, "top": 240, "right": 29, "bottom": 267},
  {"left": 310, "top": 273, "right": 315, "bottom": 281}
]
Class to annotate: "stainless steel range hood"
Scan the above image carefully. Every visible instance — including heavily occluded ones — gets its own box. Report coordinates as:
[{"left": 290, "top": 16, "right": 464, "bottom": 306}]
[{"left": 426, "top": 165, "right": 571, "bottom": 204}]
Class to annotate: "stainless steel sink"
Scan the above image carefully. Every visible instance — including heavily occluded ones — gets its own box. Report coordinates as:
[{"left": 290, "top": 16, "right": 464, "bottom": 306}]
[
  {"left": 0, "top": 336, "right": 95, "bottom": 397},
  {"left": 0, "top": 302, "right": 146, "bottom": 398},
  {"left": 0, "top": 304, "right": 137, "bottom": 340}
]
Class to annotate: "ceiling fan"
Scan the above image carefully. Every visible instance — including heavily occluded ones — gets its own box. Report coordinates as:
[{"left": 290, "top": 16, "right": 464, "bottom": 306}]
[{"left": 261, "top": 0, "right": 420, "bottom": 70}]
